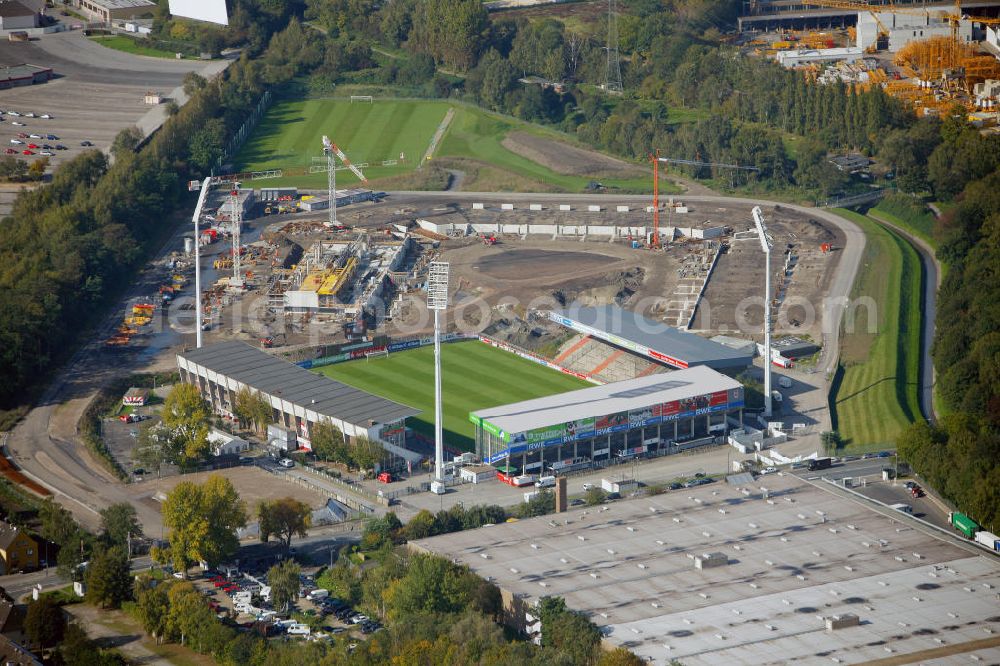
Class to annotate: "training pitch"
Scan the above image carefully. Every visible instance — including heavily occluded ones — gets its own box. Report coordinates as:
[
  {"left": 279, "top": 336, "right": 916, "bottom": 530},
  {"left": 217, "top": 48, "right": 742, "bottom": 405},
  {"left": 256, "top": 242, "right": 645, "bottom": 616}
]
[
  {"left": 315, "top": 341, "right": 590, "bottom": 450},
  {"left": 235, "top": 98, "right": 450, "bottom": 185}
]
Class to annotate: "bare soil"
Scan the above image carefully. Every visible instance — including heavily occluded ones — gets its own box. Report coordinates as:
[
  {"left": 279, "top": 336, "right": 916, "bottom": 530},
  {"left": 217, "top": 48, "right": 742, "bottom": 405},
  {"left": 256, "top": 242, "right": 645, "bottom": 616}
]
[
  {"left": 127, "top": 466, "right": 330, "bottom": 510},
  {"left": 691, "top": 205, "right": 846, "bottom": 341},
  {"left": 501, "top": 132, "right": 647, "bottom": 179},
  {"left": 475, "top": 248, "right": 619, "bottom": 281}
]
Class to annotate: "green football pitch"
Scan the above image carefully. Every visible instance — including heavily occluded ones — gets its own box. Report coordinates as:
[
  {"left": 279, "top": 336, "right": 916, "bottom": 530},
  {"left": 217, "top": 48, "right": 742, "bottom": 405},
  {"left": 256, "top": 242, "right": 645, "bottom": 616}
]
[
  {"left": 235, "top": 98, "right": 451, "bottom": 186},
  {"left": 314, "top": 341, "right": 590, "bottom": 451}
]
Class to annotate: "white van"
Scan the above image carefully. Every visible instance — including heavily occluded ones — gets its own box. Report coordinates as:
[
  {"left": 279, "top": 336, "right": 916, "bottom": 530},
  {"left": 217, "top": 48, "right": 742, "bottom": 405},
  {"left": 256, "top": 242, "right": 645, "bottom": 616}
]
[
  {"left": 287, "top": 623, "right": 311, "bottom": 636},
  {"left": 535, "top": 475, "right": 556, "bottom": 488}
]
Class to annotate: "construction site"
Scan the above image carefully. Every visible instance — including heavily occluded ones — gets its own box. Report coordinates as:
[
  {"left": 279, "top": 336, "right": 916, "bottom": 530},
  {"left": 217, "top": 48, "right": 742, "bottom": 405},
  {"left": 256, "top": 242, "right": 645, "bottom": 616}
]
[{"left": 743, "top": 1, "right": 1000, "bottom": 123}]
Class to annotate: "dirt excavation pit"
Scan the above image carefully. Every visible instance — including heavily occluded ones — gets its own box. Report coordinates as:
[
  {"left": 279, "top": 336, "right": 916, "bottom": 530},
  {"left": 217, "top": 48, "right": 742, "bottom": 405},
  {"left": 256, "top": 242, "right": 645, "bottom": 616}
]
[{"left": 474, "top": 248, "right": 620, "bottom": 281}]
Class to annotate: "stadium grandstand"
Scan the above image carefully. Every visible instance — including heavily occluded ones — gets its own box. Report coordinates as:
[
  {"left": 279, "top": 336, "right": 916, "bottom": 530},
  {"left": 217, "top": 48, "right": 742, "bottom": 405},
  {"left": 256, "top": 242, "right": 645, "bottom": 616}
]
[
  {"left": 548, "top": 305, "right": 753, "bottom": 372},
  {"left": 470, "top": 365, "right": 745, "bottom": 474},
  {"left": 176, "top": 342, "right": 420, "bottom": 464}
]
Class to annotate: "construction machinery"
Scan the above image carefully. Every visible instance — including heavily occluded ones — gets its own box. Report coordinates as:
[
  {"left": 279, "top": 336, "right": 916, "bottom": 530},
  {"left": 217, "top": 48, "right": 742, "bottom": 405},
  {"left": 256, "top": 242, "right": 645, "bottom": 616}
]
[
  {"left": 321, "top": 135, "right": 368, "bottom": 230},
  {"left": 649, "top": 152, "right": 759, "bottom": 248}
]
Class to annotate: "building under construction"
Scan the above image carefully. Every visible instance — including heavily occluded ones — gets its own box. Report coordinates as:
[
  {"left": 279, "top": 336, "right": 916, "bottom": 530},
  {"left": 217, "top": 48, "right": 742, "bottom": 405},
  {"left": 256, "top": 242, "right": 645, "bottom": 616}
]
[{"left": 269, "top": 234, "right": 417, "bottom": 318}]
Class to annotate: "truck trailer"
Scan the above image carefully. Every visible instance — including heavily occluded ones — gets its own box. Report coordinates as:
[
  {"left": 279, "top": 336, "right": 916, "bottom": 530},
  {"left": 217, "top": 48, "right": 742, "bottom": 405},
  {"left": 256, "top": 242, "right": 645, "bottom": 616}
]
[
  {"left": 975, "top": 530, "right": 1000, "bottom": 551},
  {"left": 949, "top": 511, "right": 980, "bottom": 539}
]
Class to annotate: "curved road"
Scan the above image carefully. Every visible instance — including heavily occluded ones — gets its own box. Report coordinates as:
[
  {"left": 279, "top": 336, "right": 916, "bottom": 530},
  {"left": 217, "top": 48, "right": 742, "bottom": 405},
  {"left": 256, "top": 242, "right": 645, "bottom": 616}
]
[
  {"left": 5, "top": 189, "right": 866, "bottom": 534},
  {"left": 867, "top": 211, "right": 939, "bottom": 422}
]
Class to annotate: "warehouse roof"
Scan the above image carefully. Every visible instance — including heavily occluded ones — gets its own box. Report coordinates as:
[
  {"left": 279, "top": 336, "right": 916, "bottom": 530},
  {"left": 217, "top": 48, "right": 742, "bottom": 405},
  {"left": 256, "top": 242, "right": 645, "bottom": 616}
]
[
  {"left": 412, "top": 474, "right": 998, "bottom": 665},
  {"left": 472, "top": 365, "right": 740, "bottom": 434},
  {"left": 549, "top": 305, "right": 752, "bottom": 369},
  {"left": 177, "top": 342, "right": 418, "bottom": 427},
  {"left": 0, "top": 64, "right": 52, "bottom": 82}
]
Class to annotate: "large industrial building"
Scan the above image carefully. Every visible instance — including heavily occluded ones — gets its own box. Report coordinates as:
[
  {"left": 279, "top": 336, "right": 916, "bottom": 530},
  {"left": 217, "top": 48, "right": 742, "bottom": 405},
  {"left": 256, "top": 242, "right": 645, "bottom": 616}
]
[
  {"left": 549, "top": 305, "right": 754, "bottom": 370},
  {"left": 412, "top": 473, "right": 1000, "bottom": 664},
  {"left": 176, "top": 341, "right": 418, "bottom": 455},
  {"left": 470, "top": 365, "right": 745, "bottom": 470}
]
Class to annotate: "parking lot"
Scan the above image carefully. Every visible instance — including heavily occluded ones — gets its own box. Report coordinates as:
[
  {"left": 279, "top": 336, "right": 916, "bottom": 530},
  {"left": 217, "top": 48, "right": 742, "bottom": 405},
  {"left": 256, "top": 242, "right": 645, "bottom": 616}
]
[
  {"left": 0, "top": 29, "right": 226, "bottom": 176},
  {"left": 188, "top": 566, "right": 383, "bottom": 640}
]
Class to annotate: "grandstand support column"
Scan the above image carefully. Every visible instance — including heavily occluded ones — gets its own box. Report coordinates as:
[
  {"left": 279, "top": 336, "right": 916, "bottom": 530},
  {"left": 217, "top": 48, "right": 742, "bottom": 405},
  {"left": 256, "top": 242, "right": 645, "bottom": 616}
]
[{"left": 674, "top": 421, "right": 678, "bottom": 440}]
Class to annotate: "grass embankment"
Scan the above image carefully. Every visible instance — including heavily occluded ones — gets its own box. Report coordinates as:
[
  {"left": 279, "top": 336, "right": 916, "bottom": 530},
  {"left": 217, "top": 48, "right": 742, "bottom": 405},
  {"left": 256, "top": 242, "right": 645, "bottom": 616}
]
[
  {"left": 315, "top": 341, "right": 589, "bottom": 451},
  {"left": 829, "top": 210, "right": 923, "bottom": 452},
  {"left": 89, "top": 35, "right": 192, "bottom": 59},
  {"left": 234, "top": 98, "right": 675, "bottom": 194}
]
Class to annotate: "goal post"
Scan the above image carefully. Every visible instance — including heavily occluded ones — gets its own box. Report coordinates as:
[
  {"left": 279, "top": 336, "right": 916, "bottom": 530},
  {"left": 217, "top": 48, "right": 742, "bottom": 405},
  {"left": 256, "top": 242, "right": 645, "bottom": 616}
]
[
  {"left": 365, "top": 349, "right": 389, "bottom": 362},
  {"left": 350, "top": 95, "right": 374, "bottom": 103}
]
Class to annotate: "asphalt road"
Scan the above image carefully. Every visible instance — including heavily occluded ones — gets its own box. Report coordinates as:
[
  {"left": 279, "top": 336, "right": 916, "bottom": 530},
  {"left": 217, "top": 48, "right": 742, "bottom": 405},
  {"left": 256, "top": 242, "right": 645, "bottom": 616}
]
[
  {"left": 868, "top": 211, "right": 940, "bottom": 422},
  {"left": 0, "top": 30, "right": 206, "bottom": 87},
  {"left": 5, "top": 189, "right": 866, "bottom": 537}
]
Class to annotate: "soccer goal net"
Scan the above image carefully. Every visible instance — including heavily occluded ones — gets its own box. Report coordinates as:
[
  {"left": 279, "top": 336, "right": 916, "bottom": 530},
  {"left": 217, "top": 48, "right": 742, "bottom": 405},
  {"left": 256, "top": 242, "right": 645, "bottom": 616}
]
[{"left": 351, "top": 95, "right": 374, "bottom": 103}]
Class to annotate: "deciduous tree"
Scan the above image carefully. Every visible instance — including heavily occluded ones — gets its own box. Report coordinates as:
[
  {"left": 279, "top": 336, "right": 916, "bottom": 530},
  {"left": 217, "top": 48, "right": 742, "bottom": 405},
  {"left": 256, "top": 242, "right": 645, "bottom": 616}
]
[
  {"left": 162, "top": 384, "right": 211, "bottom": 463},
  {"left": 24, "top": 596, "right": 65, "bottom": 649},
  {"left": 85, "top": 546, "right": 132, "bottom": 609},
  {"left": 100, "top": 502, "right": 141, "bottom": 551},
  {"left": 267, "top": 559, "right": 300, "bottom": 612},
  {"left": 257, "top": 497, "right": 310, "bottom": 552}
]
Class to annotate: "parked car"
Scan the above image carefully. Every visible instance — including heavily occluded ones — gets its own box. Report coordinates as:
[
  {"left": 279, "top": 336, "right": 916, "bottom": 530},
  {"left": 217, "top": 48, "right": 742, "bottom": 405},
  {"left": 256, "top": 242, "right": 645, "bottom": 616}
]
[
  {"left": 55, "top": 144, "right": 67, "bottom": 150},
  {"left": 760, "top": 466, "right": 778, "bottom": 475},
  {"left": 45, "top": 134, "right": 58, "bottom": 140},
  {"left": 668, "top": 482, "right": 684, "bottom": 490},
  {"left": 40, "top": 114, "right": 52, "bottom": 119},
  {"left": 27, "top": 144, "right": 38, "bottom": 149},
  {"left": 80, "top": 140, "right": 93, "bottom": 146},
  {"left": 24, "top": 112, "right": 35, "bottom": 118},
  {"left": 3, "top": 148, "right": 16, "bottom": 155},
  {"left": 7, "top": 111, "right": 20, "bottom": 117},
  {"left": 28, "top": 134, "right": 41, "bottom": 139},
  {"left": 9, "top": 139, "right": 22, "bottom": 145},
  {"left": 278, "top": 458, "right": 295, "bottom": 468},
  {"left": 11, "top": 121, "right": 24, "bottom": 126},
  {"left": 22, "top": 150, "right": 34, "bottom": 156}
]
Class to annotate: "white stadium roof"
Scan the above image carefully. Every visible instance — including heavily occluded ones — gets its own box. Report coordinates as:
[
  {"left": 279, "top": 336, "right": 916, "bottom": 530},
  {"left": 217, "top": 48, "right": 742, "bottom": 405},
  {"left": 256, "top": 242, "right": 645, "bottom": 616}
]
[{"left": 472, "top": 365, "right": 741, "bottom": 434}]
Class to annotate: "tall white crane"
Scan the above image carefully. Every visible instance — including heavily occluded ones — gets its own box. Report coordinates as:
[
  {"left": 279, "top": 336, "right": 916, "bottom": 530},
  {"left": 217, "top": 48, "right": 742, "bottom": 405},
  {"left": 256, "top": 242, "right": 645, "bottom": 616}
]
[{"left": 322, "top": 135, "right": 368, "bottom": 228}]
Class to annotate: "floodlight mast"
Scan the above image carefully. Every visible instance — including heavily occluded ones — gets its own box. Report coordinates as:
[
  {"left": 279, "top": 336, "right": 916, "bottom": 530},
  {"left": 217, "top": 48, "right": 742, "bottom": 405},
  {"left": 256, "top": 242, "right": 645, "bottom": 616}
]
[
  {"left": 427, "top": 262, "right": 450, "bottom": 494},
  {"left": 752, "top": 206, "right": 774, "bottom": 418},
  {"left": 191, "top": 177, "right": 213, "bottom": 348}
]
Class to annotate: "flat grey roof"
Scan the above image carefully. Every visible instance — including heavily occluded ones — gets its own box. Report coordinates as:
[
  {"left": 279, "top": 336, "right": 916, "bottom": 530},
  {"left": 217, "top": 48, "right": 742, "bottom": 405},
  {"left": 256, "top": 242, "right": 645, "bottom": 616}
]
[
  {"left": 0, "top": 1, "right": 32, "bottom": 17},
  {"left": 413, "top": 474, "right": 1000, "bottom": 665},
  {"left": 177, "top": 341, "right": 419, "bottom": 427},
  {"left": 472, "top": 365, "right": 740, "bottom": 433},
  {"left": 89, "top": 0, "right": 155, "bottom": 9},
  {"left": 1, "top": 64, "right": 52, "bottom": 80},
  {"left": 550, "top": 305, "right": 752, "bottom": 369}
]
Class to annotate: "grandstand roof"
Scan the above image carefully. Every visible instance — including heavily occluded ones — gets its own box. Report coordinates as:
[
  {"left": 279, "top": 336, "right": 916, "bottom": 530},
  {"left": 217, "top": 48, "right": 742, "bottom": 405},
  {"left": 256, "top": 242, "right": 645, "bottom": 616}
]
[
  {"left": 549, "top": 305, "right": 753, "bottom": 370},
  {"left": 177, "top": 341, "right": 418, "bottom": 427},
  {"left": 472, "top": 365, "right": 740, "bottom": 434}
]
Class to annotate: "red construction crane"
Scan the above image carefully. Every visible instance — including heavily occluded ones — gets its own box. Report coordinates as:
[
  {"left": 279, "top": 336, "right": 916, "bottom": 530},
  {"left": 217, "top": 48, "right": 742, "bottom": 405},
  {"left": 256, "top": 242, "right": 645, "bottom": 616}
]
[{"left": 649, "top": 153, "right": 760, "bottom": 248}]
